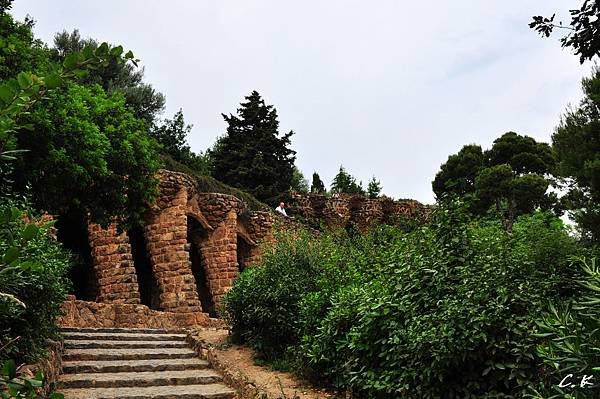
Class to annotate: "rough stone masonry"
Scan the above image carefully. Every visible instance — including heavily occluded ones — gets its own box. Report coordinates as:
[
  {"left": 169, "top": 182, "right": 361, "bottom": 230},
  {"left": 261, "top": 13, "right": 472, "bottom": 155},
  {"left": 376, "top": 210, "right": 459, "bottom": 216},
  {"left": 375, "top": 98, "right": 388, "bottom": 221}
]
[
  {"left": 60, "top": 170, "right": 275, "bottom": 328},
  {"left": 60, "top": 169, "right": 429, "bottom": 329}
]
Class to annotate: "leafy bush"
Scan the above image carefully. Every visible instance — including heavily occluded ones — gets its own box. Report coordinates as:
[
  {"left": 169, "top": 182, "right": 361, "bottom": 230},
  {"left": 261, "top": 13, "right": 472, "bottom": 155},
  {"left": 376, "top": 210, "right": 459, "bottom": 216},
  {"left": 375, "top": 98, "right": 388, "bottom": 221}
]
[
  {"left": 11, "top": 83, "right": 160, "bottom": 227},
  {"left": 531, "top": 257, "right": 600, "bottom": 399},
  {"left": 0, "top": 359, "right": 63, "bottom": 399},
  {"left": 223, "top": 231, "right": 322, "bottom": 359},
  {"left": 0, "top": 201, "right": 71, "bottom": 363},
  {"left": 224, "top": 202, "right": 584, "bottom": 398}
]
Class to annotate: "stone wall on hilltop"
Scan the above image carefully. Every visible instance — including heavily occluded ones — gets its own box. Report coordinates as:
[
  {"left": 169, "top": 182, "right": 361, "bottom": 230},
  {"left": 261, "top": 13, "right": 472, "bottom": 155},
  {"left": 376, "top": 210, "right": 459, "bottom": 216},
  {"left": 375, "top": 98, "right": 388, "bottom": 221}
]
[{"left": 287, "top": 192, "right": 431, "bottom": 230}]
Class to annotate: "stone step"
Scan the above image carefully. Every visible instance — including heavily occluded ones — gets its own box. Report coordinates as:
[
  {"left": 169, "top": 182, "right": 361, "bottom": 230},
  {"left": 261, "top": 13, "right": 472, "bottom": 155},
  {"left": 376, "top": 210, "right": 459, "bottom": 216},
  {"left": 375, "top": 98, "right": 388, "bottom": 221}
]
[
  {"left": 60, "top": 327, "right": 186, "bottom": 334},
  {"left": 59, "top": 369, "right": 222, "bottom": 389},
  {"left": 63, "top": 331, "right": 188, "bottom": 341},
  {"left": 62, "top": 358, "right": 210, "bottom": 374},
  {"left": 64, "top": 339, "right": 189, "bottom": 349},
  {"left": 63, "top": 347, "right": 197, "bottom": 362},
  {"left": 60, "top": 383, "right": 236, "bottom": 399}
]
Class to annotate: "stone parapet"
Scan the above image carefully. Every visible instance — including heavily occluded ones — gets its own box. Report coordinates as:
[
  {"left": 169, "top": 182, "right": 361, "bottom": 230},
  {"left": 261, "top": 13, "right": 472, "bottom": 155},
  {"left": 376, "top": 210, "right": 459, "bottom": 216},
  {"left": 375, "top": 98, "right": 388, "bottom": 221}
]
[{"left": 288, "top": 193, "right": 431, "bottom": 230}]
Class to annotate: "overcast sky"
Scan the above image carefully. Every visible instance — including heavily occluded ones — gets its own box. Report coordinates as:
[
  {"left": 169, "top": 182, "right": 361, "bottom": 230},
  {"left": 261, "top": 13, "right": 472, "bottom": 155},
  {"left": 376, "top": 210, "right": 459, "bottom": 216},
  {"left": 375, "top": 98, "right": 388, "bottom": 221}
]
[{"left": 11, "top": 1, "right": 589, "bottom": 204}]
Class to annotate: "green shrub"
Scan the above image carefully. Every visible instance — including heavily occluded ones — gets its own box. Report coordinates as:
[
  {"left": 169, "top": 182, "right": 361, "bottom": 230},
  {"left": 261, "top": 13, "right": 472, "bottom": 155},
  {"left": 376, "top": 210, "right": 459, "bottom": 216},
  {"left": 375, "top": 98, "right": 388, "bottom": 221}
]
[
  {"left": 0, "top": 201, "right": 72, "bottom": 363},
  {"left": 224, "top": 200, "right": 584, "bottom": 398},
  {"left": 299, "top": 208, "right": 581, "bottom": 398},
  {"left": 223, "top": 231, "right": 323, "bottom": 359},
  {"left": 531, "top": 257, "right": 600, "bottom": 399}
]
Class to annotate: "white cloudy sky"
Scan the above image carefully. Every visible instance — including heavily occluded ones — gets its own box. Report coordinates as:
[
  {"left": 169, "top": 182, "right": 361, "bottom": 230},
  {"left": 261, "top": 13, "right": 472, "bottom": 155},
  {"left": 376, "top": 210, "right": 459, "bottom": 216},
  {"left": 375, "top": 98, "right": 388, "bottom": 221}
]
[{"left": 11, "top": 1, "right": 589, "bottom": 204}]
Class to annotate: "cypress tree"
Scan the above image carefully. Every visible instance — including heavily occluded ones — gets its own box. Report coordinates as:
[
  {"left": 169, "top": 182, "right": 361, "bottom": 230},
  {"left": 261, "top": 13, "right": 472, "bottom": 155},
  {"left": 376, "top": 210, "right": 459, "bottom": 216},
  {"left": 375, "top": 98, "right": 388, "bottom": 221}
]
[{"left": 211, "top": 91, "right": 296, "bottom": 204}]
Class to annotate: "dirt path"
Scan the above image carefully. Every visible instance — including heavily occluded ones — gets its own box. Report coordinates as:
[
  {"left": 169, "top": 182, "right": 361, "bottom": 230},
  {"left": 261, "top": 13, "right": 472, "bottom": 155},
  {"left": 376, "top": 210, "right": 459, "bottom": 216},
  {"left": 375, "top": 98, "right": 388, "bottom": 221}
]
[{"left": 189, "top": 329, "right": 342, "bottom": 399}]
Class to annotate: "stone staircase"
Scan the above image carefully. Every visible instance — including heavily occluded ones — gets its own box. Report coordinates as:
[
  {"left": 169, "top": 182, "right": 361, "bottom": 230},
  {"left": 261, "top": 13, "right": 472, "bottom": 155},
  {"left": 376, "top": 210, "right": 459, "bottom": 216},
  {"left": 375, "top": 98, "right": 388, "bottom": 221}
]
[{"left": 58, "top": 327, "right": 236, "bottom": 399}]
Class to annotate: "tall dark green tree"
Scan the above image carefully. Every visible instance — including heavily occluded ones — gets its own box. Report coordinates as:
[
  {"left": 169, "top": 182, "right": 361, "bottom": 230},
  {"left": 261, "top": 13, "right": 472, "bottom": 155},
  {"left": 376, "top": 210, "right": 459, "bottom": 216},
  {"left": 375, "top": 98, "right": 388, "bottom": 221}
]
[
  {"left": 51, "top": 29, "right": 165, "bottom": 124},
  {"left": 432, "top": 132, "right": 556, "bottom": 232},
  {"left": 310, "top": 172, "right": 326, "bottom": 194},
  {"left": 330, "top": 165, "right": 365, "bottom": 195},
  {"left": 432, "top": 144, "right": 485, "bottom": 201},
  {"left": 367, "top": 176, "right": 382, "bottom": 199},
  {"left": 210, "top": 91, "right": 296, "bottom": 204},
  {"left": 553, "top": 67, "right": 600, "bottom": 243},
  {"left": 151, "top": 109, "right": 210, "bottom": 174},
  {"left": 151, "top": 109, "right": 192, "bottom": 161},
  {"left": 290, "top": 166, "right": 309, "bottom": 193}
]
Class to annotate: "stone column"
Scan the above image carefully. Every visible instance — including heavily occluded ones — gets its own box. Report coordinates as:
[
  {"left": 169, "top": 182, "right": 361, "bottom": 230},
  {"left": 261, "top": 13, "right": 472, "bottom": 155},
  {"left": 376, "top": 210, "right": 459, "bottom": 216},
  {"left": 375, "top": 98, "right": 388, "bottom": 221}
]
[
  {"left": 198, "top": 210, "right": 239, "bottom": 308},
  {"left": 87, "top": 223, "right": 140, "bottom": 304},
  {"left": 144, "top": 188, "right": 202, "bottom": 313}
]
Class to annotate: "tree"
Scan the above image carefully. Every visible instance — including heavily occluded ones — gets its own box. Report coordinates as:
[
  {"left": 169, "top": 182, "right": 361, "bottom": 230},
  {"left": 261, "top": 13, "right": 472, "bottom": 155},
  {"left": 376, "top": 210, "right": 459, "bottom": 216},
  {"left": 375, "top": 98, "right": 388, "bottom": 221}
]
[
  {"left": 11, "top": 83, "right": 160, "bottom": 227},
  {"left": 210, "top": 91, "right": 296, "bottom": 204},
  {"left": 310, "top": 172, "right": 326, "bottom": 194},
  {"left": 290, "top": 166, "right": 309, "bottom": 193},
  {"left": 432, "top": 132, "right": 556, "bottom": 232},
  {"left": 367, "top": 176, "right": 382, "bottom": 199},
  {"left": 52, "top": 29, "right": 165, "bottom": 124},
  {"left": 330, "top": 165, "right": 365, "bottom": 195},
  {"left": 432, "top": 144, "right": 485, "bottom": 200},
  {"left": 552, "top": 67, "right": 600, "bottom": 243},
  {"left": 0, "top": 2, "right": 50, "bottom": 81},
  {"left": 530, "top": 0, "right": 600, "bottom": 63}
]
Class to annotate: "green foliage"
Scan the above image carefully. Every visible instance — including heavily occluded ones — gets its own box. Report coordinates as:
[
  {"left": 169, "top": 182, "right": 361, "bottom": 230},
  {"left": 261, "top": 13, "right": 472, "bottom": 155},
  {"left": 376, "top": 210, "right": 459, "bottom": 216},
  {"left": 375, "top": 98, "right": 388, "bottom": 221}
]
[
  {"left": 290, "top": 167, "right": 309, "bottom": 194},
  {"left": 530, "top": 1, "right": 600, "bottom": 64},
  {"left": 151, "top": 109, "right": 210, "bottom": 174},
  {"left": 224, "top": 202, "right": 583, "bottom": 398},
  {"left": 162, "top": 154, "right": 268, "bottom": 211},
  {"left": 0, "top": 6, "right": 50, "bottom": 81},
  {"left": 51, "top": 29, "right": 165, "bottom": 124},
  {"left": 11, "top": 83, "right": 160, "bottom": 227},
  {"left": 310, "top": 172, "right": 326, "bottom": 194},
  {"left": 366, "top": 176, "right": 382, "bottom": 199},
  {"left": 433, "top": 132, "right": 557, "bottom": 232},
  {"left": 0, "top": 201, "right": 71, "bottom": 364},
  {"left": 532, "top": 257, "right": 600, "bottom": 399},
  {"left": 553, "top": 66, "right": 600, "bottom": 244},
  {"left": 223, "top": 231, "right": 322, "bottom": 359},
  {"left": 0, "top": 14, "right": 143, "bottom": 205},
  {"left": 0, "top": 359, "right": 63, "bottom": 399},
  {"left": 433, "top": 144, "right": 484, "bottom": 200},
  {"left": 330, "top": 165, "right": 365, "bottom": 195},
  {"left": 211, "top": 91, "right": 297, "bottom": 205}
]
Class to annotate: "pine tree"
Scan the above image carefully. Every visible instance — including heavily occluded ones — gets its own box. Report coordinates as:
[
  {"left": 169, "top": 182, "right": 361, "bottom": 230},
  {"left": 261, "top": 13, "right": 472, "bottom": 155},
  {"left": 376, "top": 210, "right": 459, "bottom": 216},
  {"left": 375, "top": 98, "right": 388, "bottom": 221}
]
[
  {"left": 310, "top": 172, "right": 326, "bottom": 194},
  {"left": 211, "top": 91, "right": 296, "bottom": 204},
  {"left": 367, "top": 176, "right": 382, "bottom": 199},
  {"left": 330, "top": 165, "right": 365, "bottom": 195}
]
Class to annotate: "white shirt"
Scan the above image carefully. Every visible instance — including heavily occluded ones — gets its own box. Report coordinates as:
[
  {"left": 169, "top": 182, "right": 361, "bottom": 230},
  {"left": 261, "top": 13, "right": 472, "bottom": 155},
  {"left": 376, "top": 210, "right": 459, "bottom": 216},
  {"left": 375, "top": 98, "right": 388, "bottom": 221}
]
[{"left": 275, "top": 206, "right": 288, "bottom": 217}]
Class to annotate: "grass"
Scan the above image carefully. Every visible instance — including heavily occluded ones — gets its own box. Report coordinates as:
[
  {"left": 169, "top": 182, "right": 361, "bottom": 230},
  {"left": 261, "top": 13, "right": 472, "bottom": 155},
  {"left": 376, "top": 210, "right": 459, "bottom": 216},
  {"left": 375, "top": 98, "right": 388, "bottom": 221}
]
[{"left": 161, "top": 154, "right": 269, "bottom": 211}]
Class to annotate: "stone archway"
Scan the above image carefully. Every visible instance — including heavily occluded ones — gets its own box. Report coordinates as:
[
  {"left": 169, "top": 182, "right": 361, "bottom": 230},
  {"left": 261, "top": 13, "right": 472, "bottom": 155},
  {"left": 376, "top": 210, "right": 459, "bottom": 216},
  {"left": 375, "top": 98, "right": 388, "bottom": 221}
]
[
  {"left": 55, "top": 215, "right": 97, "bottom": 301},
  {"left": 128, "top": 226, "right": 161, "bottom": 310},
  {"left": 236, "top": 221, "right": 256, "bottom": 272},
  {"left": 187, "top": 216, "right": 216, "bottom": 317}
]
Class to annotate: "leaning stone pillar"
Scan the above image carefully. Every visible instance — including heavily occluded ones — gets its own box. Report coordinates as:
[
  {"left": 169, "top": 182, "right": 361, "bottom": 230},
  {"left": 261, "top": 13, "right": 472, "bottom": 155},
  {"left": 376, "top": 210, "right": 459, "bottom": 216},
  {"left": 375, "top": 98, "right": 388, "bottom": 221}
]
[
  {"left": 87, "top": 223, "right": 141, "bottom": 304},
  {"left": 144, "top": 188, "right": 203, "bottom": 313},
  {"left": 200, "top": 210, "right": 239, "bottom": 308}
]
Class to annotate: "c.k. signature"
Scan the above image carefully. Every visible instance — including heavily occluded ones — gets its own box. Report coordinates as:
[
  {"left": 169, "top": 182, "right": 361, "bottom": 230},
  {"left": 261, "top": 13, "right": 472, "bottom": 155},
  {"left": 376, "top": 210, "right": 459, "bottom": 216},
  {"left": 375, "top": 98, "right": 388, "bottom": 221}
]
[{"left": 559, "top": 374, "right": 596, "bottom": 389}]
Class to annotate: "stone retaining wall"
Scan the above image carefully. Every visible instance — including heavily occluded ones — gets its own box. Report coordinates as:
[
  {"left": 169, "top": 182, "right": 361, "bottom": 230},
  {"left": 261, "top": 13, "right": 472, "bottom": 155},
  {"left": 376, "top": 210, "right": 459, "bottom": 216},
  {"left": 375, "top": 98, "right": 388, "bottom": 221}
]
[
  {"left": 59, "top": 296, "right": 219, "bottom": 329},
  {"left": 288, "top": 193, "right": 431, "bottom": 230}
]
